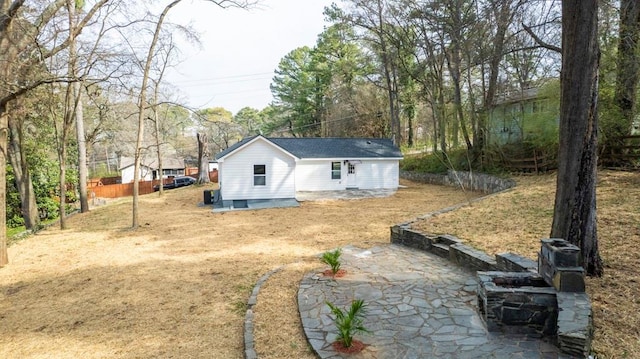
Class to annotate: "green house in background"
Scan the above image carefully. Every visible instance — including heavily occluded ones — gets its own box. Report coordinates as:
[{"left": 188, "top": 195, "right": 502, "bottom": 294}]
[{"left": 488, "top": 85, "right": 559, "bottom": 146}]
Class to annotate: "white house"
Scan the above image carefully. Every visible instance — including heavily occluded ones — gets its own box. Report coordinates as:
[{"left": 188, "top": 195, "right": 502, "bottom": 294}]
[
  {"left": 214, "top": 136, "right": 403, "bottom": 204},
  {"left": 119, "top": 156, "right": 185, "bottom": 183}
]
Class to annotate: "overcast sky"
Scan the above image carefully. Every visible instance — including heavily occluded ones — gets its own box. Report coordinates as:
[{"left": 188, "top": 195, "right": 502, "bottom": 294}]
[{"left": 166, "top": 0, "right": 335, "bottom": 115}]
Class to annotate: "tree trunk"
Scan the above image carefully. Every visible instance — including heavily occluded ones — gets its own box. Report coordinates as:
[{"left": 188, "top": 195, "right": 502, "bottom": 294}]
[
  {"left": 437, "top": 77, "right": 447, "bottom": 153},
  {"left": 57, "top": 84, "right": 73, "bottom": 230},
  {"left": 8, "top": 108, "right": 39, "bottom": 229},
  {"left": 448, "top": 47, "right": 471, "bottom": 151},
  {"left": 58, "top": 150, "right": 68, "bottom": 229},
  {"left": 0, "top": 104, "right": 9, "bottom": 267},
  {"left": 57, "top": 0, "right": 78, "bottom": 230},
  {"left": 197, "top": 133, "right": 210, "bottom": 184},
  {"left": 551, "top": 0, "right": 603, "bottom": 277},
  {"left": 152, "top": 95, "right": 164, "bottom": 195},
  {"left": 406, "top": 105, "right": 414, "bottom": 147},
  {"left": 376, "top": 0, "right": 401, "bottom": 145},
  {"left": 75, "top": 82, "right": 89, "bottom": 212}
]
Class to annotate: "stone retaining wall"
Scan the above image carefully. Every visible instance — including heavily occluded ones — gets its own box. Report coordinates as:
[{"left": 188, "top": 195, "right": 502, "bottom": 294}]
[
  {"left": 557, "top": 292, "right": 593, "bottom": 357},
  {"left": 391, "top": 226, "right": 518, "bottom": 272},
  {"left": 400, "top": 170, "right": 516, "bottom": 194}
]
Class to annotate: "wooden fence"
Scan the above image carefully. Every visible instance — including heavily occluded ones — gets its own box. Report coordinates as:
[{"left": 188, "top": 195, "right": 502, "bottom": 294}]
[
  {"left": 601, "top": 135, "right": 640, "bottom": 166},
  {"left": 88, "top": 170, "right": 218, "bottom": 199},
  {"left": 88, "top": 176, "right": 120, "bottom": 187},
  {"left": 89, "top": 180, "right": 161, "bottom": 198},
  {"left": 502, "top": 151, "right": 556, "bottom": 173}
]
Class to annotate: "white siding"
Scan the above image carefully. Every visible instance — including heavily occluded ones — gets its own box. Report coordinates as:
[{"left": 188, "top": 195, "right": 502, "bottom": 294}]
[
  {"left": 120, "top": 165, "right": 154, "bottom": 183},
  {"left": 219, "top": 140, "right": 296, "bottom": 200},
  {"left": 295, "top": 160, "right": 346, "bottom": 191},
  {"left": 295, "top": 159, "right": 399, "bottom": 191},
  {"left": 358, "top": 160, "right": 399, "bottom": 189}
]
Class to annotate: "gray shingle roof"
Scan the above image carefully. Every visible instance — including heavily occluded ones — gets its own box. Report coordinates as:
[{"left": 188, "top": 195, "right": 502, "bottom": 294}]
[
  {"left": 119, "top": 156, "right": 185, "bottom": 170},
  {"left": 215, "top": 136, "right": 403, "bottom": 160},
  {"left": 215, "top": 135, "right": 259, "bottom": 160}
]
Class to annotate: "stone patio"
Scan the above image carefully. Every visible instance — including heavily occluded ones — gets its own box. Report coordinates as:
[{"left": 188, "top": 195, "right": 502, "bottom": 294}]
[{"left": 297, "top": 245, "right": 572, "bottom": 359}]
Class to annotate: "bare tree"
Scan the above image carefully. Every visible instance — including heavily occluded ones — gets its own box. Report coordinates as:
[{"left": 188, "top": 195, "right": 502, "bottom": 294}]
[
  {"left": 196, "top": 132, "right": 211, "bottom": 184},
  {"left": 0, "top": 0, "right": 110, "bottom": 266},
  {"left": 150, "top": 37, "right": 178, "bottom": 196},
  {"left": 68, "top": 0, "right": 90, "bottom": 214},
  {"left": 130, "top": 0, "right": 254, "bottom": 228},
  {"left": 551, "top": 0, "right": 603, "bottom": 276},
  {"left": 474, "top": 0, "right": 526, "bottom": 162},
  {"left": 7, "top": 99, "right": 39, "bottom": 230}
]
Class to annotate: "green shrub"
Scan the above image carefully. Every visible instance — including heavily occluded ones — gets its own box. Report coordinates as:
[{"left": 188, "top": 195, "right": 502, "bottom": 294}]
[{"left": 401, "top": 149, "right": 471, "bottom": 174}]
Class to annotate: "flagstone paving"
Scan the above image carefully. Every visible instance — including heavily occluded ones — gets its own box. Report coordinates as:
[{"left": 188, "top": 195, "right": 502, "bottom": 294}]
[{"left": 298, "top": 245, "right": 573, "bottom": 359}]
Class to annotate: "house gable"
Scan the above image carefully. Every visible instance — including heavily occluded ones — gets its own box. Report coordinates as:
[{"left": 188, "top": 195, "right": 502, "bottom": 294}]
[
  {"left": 217, "top": 138, "right": 296, "bottom": 200},
  {"left": 216, "top": 135, "right": 298, "bottom": 163}
]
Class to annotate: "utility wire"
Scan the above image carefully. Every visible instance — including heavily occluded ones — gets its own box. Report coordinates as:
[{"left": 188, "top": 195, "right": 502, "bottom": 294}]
[{"left": 170, "top": 72, "right": 273, "bottom": 85}]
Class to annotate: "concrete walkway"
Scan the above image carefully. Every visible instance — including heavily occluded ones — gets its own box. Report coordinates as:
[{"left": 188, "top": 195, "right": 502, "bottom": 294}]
[{"left": 298, "top": 245, "right": 572, "bottom": 359}]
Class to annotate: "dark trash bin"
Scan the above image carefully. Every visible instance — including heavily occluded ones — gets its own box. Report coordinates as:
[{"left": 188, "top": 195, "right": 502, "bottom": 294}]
[{"left": 204, "top": 190, "right": 213, "bottom": 205}]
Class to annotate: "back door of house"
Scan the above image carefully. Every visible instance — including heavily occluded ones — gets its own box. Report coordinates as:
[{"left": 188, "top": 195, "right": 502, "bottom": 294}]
[{"left": 346, "top": 163, "right": 357, "bottom": 188}]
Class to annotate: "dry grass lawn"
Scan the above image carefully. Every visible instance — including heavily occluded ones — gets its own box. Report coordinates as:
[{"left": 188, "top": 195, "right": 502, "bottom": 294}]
[
  {"left": 0, "top": 180, "right": 479, "bottom": 359},
  {"left": 1, "top": 171, "right": 638, "bottom": 359}
]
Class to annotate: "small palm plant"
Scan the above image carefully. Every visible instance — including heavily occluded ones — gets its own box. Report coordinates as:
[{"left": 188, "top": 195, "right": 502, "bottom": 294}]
[
  {"left": 326, "top": 299, "right": 369, "bottom": 349},
  {"left": 321, "top": 248, "right": 342, "bottom": 275}
]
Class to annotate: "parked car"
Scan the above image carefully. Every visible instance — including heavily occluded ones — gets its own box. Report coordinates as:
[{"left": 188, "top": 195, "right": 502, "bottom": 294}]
[{"left": 153, "top": 176, "right": 196, "bottom": 191}]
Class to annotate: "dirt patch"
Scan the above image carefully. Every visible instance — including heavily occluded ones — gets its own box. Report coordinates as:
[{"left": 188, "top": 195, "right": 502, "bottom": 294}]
[
  {"left": 321, "top": 269, "right": 347, "bottom": 278},
  {"left": 413, "top": 170, "right": 640, "bottom": 359},
  {"left": 332, "top": 339, "right": 366, "bottom": 354},
  {"left": 0, "top": 179, "right": 478, "bottom": 359}
]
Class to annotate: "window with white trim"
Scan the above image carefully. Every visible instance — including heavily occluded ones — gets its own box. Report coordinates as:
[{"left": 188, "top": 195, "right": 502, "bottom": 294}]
[
  {"left": 331, "top": 162, "right": 341, "bottom": 179},
  {"left": 254, "top": 164, "right": 266, "bottom": 186}
]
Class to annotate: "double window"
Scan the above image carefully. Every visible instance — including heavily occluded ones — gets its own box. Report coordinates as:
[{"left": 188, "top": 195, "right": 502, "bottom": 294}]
[
  {"left": 254, "top": 164, "right": 266, "bottom": 186},
  {"left": 331, "top": 162, "right": 341, "bottom": 180}
]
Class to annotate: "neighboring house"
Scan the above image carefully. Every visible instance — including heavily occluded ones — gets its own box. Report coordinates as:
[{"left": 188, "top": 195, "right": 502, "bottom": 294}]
[
  {"left": 214, "top": 135, "right": 403, "bottom": 203},
  {"left": 208, "top": 160, "right": 219, "bottom": 172},
  {"left": 119, "top": 156, "right": 185, "bottom": 183},
  {"left": 488, "top": 87, "right": 559, "bottom": 146}
]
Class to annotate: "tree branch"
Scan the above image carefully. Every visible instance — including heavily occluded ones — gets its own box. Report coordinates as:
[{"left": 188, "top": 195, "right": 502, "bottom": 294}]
[
  {"left": 0, "top": 0, "right": 24, "bottom": 32},
  {"left": 522, "top": 22, "right": 561, "bottom": 53},
  {"left": 0, "top": 77, "right": 73, "bottom": 108}
]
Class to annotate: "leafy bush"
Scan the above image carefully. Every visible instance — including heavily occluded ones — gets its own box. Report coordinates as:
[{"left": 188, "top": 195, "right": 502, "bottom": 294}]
[
  {"left": 400, "top": 149, "right": 471, "bottom": 174},
  {"left": 326, "top": 299, "right": 369, "bottom": 348}
]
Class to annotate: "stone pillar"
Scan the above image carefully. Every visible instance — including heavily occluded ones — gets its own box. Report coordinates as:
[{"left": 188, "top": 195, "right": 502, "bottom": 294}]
[{"left": 538, "top": 239, "right": 585, "bottom": 292}]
